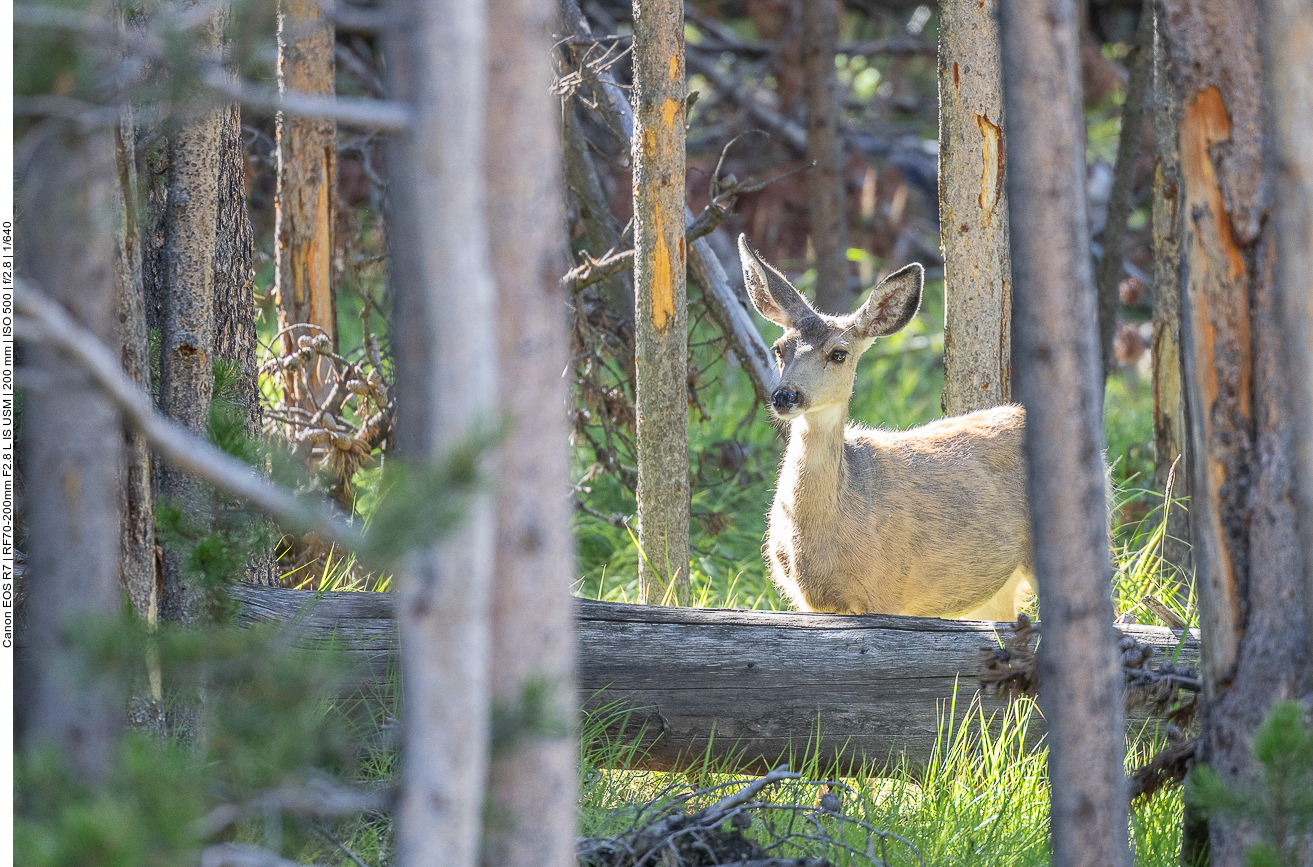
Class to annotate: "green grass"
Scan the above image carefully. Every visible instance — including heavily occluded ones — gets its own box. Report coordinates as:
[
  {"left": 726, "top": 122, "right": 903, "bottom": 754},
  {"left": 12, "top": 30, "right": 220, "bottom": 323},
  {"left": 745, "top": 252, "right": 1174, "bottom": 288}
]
[{"left": 577, "top": 690, "right": 1188, "bottom": 866}]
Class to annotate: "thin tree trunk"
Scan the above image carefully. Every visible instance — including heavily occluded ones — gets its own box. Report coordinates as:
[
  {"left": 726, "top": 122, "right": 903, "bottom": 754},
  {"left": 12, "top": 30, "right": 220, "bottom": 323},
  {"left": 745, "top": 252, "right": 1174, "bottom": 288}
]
[
  {"left": 1095, "top": 0, "right": 1152, "bottom": 385},
  {"left": 999, "top": 1, "right": 1131, "bottom": 864},
  {"left": 275, "top": 0, "right": 338, "bottom": 404},
  {"left": 631, "top": 0, "right": 690, "bottom": 606},
  {"left": 214, "top": 103, "right": 261, "bottom": 431},
  {"left": 1262, "top": 0, "right": 1313, "bottom": 690},
  {"left": 1149, "top": 11, "right": 1194, "bottom": 595},
  {"left": 114, "top": 84, "right": 157, "bottom": 622},
  {"left": 157, "top": 9, "right": 226, "bottom": 627},
  {"left": 483, "top": 2, "right": 577, "bottom": 863},
  {"left": 1159, "top": 2, "right": 1311, "bottom": 863},
  {"left": 938, "top": 0, "right": 1012, "bottom": 416},
  {"left": 16, "top": 120, "right": 124, "bottom": 782},
  {"left": 387, "top": 0, "right": 497, "bottom": 861},
  {"left": 802, "top": 0, "right": 850, "bottom": 314}
]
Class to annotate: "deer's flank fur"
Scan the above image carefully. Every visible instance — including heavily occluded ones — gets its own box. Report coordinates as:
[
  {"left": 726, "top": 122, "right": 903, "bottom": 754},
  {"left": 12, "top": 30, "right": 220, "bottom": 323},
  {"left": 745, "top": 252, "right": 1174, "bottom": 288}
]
[{"left": 740, "top": 234, "right": 1033, "bottom": 621}]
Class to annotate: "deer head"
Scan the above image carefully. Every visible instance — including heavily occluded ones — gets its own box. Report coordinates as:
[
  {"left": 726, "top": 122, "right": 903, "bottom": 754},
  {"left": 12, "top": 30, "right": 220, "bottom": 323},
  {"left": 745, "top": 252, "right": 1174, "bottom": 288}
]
[{"left": 738, "top": 234, "right": 924, "bottom": 420}]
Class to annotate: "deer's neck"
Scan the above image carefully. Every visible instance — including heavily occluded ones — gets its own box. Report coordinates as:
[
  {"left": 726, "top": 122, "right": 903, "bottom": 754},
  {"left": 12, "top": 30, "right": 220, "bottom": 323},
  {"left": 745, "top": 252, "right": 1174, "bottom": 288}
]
[{"left": 777, "top": 405, "right": 848, "bottom": 523}]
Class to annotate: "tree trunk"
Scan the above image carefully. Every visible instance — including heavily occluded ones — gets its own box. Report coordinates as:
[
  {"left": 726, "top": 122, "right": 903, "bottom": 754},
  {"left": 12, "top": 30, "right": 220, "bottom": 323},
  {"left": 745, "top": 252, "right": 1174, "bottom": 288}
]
[
  {"left": 1095, "top": 0, "right": 1152, "bottom": 387},
  {"left": 938, "top": 0, "right": 1012, "bottom": 416},
  {"left": 275, "top": 0, "right": 338, "bottom": 405},
  {"left": 1149, "top": 10, "right": 1194, "bottom": 591},
  {"left": 115, "top": 93, "right": 157, "bottom": 622},
  {"left": 1159, "top": 2, "right": 1311, "bottom": 863},
  {"left": 801, "top": 0, "right": 850, "bottom": 314},
  {"left": 1262, "top": 0, "right": 1313, "bottom": 689},
  {"left": 214, "top": 103, "right": 261, "bottom": 431},
  {"left": 387, "top": 0, "right": 497, "bottom": 861},
  {"left": 16, "top": 121, "right": 124, "bottom": 782},
  {"left": 483, "top": 0, "right": 577, "bottom": 863},
  {"left": 1000, "top": 1, "right": 1131, "bottom": 865},
  {"left": 631, "top": 0, "right": 690, "bottom": 606},
  {"left": 157, "top": 9, "right": 226, "bottom": 627}
]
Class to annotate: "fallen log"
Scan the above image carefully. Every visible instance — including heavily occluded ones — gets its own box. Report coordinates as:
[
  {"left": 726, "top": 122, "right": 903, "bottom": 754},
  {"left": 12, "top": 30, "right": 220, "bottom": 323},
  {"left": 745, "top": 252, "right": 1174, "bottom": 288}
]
[{"left": 231, "top": 585, "right": 1199, "bottom": 774}]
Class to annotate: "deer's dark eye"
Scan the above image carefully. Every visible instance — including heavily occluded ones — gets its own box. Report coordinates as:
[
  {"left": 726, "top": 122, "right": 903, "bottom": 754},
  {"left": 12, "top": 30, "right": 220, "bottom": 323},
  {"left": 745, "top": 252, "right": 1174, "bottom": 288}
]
[
  {"left": 829, "top": 349, "right": 849, "bottom": 364},
  {"left": 773, "top": 345, "right": 784, "bottom": 360}
]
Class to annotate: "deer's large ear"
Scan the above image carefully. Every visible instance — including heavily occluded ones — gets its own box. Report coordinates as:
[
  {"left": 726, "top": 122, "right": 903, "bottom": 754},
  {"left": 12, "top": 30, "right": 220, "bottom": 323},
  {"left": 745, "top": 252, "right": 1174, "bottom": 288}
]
[
  {"left": 738, "top": 234, "right": 812, "bottom": 328},
  {"left": 850, "top": 263, "right": 923, "bottom": 339}
]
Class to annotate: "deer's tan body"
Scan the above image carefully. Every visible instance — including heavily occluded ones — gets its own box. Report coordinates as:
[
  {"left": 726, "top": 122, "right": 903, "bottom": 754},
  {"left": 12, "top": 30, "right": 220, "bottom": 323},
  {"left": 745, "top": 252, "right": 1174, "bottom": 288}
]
[{"left": 739, "top": 235, "right": 1033, "bottom": 621}]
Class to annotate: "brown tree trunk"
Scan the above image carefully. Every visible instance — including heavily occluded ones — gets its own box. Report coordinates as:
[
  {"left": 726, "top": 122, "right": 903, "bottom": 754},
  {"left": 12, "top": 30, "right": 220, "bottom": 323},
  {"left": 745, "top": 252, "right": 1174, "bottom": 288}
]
[
  {"left": 16, "top": 121, "right": 124, "bottom": 782},
  {"left": 275, "top": 0, "right": 338, "bottom": 405},
  {"left": 157, "top": 9, "right": 226, "bottom": 627},
  {"left": 387, "top": 0, "right": 497, "bottom": 861},
  {"left": 1262, "top": 0, "right": 1313, "bottom": 689},
  {"left": 483, "top": 2, "right": 577, "bottom": 863},
  {"left": 1000, "top": 1, "right": 1131, "bottom": 864},
  {"left": 1159, "top": 2, "right": 1312, "bottom": 864},
  {"left": 938, "top": 0, "right": 1012, "bottom": 416},
  {"left": 631, "top": 0, "right": 690, "bottom": 606},
  {"left": 1149, "top": 11, "right": 1194, "bottom": 590},
  {"left": 801, "top": 0, "right": 850, "bottom": 314},
  {"left": 214, "top": 103, "right": 261, "bottom": 431}
]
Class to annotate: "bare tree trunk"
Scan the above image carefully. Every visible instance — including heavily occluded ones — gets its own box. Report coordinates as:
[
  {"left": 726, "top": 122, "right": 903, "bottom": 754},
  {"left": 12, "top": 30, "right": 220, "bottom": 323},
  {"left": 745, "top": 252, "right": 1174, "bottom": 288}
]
[
  {"left": 1149, "top": 11, "right": 1194, "bottom": 590},
  {"left": 157, "top": 10, "right": 226, "bottom": 627},
  {"left": 801, "top": 0, "right": 850, "bottom": 314},
  {"left": 483, "top": 2, "right": 577, "bottom": 863},
  {"left": 387, "top": 0, "right": 497, "bottom": 861},
  {"left": 115, "top": 93, "right": 157, "bottom": 622},
  {"left": 938, "top": 0, "right": 1012, "bottom": 416},
  {"left": 999, "top": 1, "right": 1131, "bottom": 865},
  {"left": 214, "top": 103, "right": 261, "bottom": 431},
  {"left": 16, "top": 121, "right": 124, "bottom": 781},
  {"left": 1095, "top": 0, "right": 1152, "bottom": 385},
  {"left": 275, "top": 0, "right": 338, "bottom": 404},
  {"left": 631, "top": 0, "right": 690, "bottom": 606},
  {"left": 1262, "top": 0, "right": 1313, "bottom": 691},
  {"left": 1159, "top": 2, "right": 1312, "bottom": 863}
]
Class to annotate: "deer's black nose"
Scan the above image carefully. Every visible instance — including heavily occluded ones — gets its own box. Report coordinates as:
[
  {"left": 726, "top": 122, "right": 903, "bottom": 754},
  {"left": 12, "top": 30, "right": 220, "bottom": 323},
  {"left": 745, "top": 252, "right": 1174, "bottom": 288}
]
[{"left": 772, "top": 387, "right": 800, "bottom": 413}]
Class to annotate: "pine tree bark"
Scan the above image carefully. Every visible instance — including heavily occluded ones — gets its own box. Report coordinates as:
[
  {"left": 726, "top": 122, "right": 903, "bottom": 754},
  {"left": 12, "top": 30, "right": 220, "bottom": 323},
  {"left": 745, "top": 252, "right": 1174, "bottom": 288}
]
[
  {"left": 16, "top": 121, "right": 124, "bottom": 781},
  {"left": 157, "top": 9, "right": 226, "bottom": 626},
  {"left": 1149, "top": 12, "right": 1194, "bottom": 588},
  {"left": 938, "top": 0, "right": 1012, "bottom": 416},
  {"left": 214, "top": 104, "right": 261, "bottom": 430},
  {"left": 999, "top": 1, "right": 1131, "bottom": 865},
  {"left": 1262, "top": 0, "right": 1313, "bottom": 688},
  {"left": 631, "top": 0, "right": 690, "bottom": 606},
  {"left": 115, "top": 92, "right": 157, "bottom": 622},
  {"left": 483, "top": 2, "right": 577, "bottom": 863},
  {"left": 1158, "top": 1, "right": 1311, "bottom": 863},
  {"left": 801, "top": 0, "right": 850, "bottom": 314},
  {"left": 275, "top": 0, "right": 338, "bottom": 404},
  {"left": 387, "top": 0, "right": 497, "bottom": 861}
]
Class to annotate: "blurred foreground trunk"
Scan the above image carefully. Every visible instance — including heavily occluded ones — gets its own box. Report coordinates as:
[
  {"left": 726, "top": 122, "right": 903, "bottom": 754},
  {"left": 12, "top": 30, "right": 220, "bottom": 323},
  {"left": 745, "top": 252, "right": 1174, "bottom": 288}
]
[
  {"left": 387, "top": 0, "right": 498, "bottom": 862},
  {"left": 16, "top": 120, "right": 124, "bottom": 782},
  {"left": 1000, "top": 0, "right": 1131, "bottom": 864}
]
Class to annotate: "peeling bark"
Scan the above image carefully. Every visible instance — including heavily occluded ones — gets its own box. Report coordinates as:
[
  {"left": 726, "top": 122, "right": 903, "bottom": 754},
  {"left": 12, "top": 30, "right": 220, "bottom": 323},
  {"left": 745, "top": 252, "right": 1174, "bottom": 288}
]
[
  {"left": 632, "top": 0, "right": 690, "bottom": 606},
  {"left": 938, "top": 0, "right": 1012, "bottom": 416},
  {"left": 1159, "top": 1, "right": 1311, "bottom": 863}
]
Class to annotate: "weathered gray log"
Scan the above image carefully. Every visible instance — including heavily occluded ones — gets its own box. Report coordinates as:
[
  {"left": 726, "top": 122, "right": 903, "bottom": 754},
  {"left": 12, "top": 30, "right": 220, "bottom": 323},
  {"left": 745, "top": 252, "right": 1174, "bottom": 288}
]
[{"left": 232, "top": 585, "right": 1199, "bottom": 773}]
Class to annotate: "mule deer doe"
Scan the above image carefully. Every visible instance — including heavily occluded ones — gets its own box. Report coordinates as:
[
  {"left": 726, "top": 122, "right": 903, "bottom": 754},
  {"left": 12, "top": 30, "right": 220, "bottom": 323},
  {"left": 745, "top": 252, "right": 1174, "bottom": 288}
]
[{"left": 740, "top": 235, "right": 1033, "bottom": 621}]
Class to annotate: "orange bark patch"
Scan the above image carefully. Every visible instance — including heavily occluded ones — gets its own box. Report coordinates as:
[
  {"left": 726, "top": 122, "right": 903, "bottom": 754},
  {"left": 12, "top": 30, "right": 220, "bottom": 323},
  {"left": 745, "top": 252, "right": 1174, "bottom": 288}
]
[
  {"left": 976, "top": 114, "right": 1004, "bottom": 222},
  {"left": 661, "top": 96, "right": 681, "bottom": 129},
  {"left": 651, "top": 204, "right": 675, "bottom": 330},
  {"left": 1181, "top": 87, "right": 1244, "bottom": 280}
]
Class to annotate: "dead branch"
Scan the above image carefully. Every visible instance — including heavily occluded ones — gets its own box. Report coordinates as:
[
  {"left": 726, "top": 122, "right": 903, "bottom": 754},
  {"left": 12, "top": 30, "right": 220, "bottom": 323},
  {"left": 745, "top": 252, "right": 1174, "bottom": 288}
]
[{"left": 16, "top": 279, "right": 365, "bottom": 552}]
